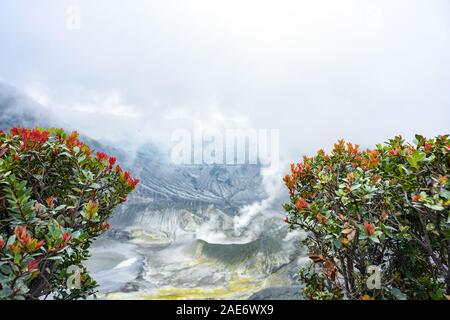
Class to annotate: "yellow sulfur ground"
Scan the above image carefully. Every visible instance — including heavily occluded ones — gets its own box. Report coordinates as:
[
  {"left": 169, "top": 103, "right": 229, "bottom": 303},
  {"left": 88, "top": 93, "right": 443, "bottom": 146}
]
[
  {"left": 144, "top": 276, "right": 258, "bottom": 300},
  {"left": 102, "top": 273, "right": 277, "bottom": 300}
]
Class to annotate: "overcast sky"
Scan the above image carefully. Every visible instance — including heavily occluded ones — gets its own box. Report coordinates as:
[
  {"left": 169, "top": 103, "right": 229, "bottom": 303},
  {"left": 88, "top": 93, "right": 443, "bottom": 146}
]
[{"left": 0, "top": 0, "right": 449, "bottom": 164}]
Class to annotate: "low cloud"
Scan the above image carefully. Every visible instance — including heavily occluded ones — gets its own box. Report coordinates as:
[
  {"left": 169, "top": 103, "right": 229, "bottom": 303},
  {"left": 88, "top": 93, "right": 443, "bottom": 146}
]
[{"left": 0, "top": 0, "right": 449, "bottom": 164}]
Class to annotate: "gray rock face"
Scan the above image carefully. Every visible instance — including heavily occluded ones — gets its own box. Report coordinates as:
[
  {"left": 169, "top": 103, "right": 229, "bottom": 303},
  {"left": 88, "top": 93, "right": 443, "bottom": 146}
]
[
  {"left": 125, "top": 144, "right": 267, "bottom": 213},
  {"left": 249, "top": 286, "right": 303, "bottom": 300},
  {"left": 192, "top": 235, "right": 291, "bottom": 274}
]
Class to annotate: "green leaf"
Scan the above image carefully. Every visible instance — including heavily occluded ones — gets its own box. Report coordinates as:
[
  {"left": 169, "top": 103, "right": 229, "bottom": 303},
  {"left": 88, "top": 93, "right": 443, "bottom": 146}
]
[
  {"left": 369, "top": 235, "right": 380, "bottom": 244},
  {"left": 14, "top": 253, "right": 21, "bottom": 264},
  {"left": 443, "top": 226, "right": 450, "bottom": 238},
  {"left": 407, "top": 150, "right": 426, "bottom": 169},
  {"left": 398, "top": 164, "right": 410, "bottom": 175},
  {"left": 391, "top": 287, "right": 407, "bottom": 300},
  {"left": 6, "top": 235, "right": 16, "bottom": 247},
  {"left": 414, "top": 134, "right": 424, "bottom": 144},
  {"left": 46, "top": 256, "right": 64, "bottom": 261},
  {"left": 333, "top": 239, "right": 343, "bottom": 249},
  {"left": 424, "top": 203, "right": 444, "bottom": 211},
  {"left": 440, "top": 189, "right": 450, "bottom": 200},
  {"left": 0, "top": 287, "right": 14, "bottom": 298}
]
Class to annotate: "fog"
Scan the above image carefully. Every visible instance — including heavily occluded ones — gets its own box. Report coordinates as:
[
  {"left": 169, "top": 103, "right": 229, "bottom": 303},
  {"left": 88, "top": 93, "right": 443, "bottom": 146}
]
[{"left": 0, "top": 0, "right": 449, "bottom": 164}]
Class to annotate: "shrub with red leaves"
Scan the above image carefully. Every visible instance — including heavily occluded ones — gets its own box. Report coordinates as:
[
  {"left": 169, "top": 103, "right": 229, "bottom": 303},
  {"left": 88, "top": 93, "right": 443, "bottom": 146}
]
[
  {"left": 284, "top": 135, "right": 449, "bottom": 300},
  {"left": 0, "top": 127, "right": 139, "bottom": 300}
]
